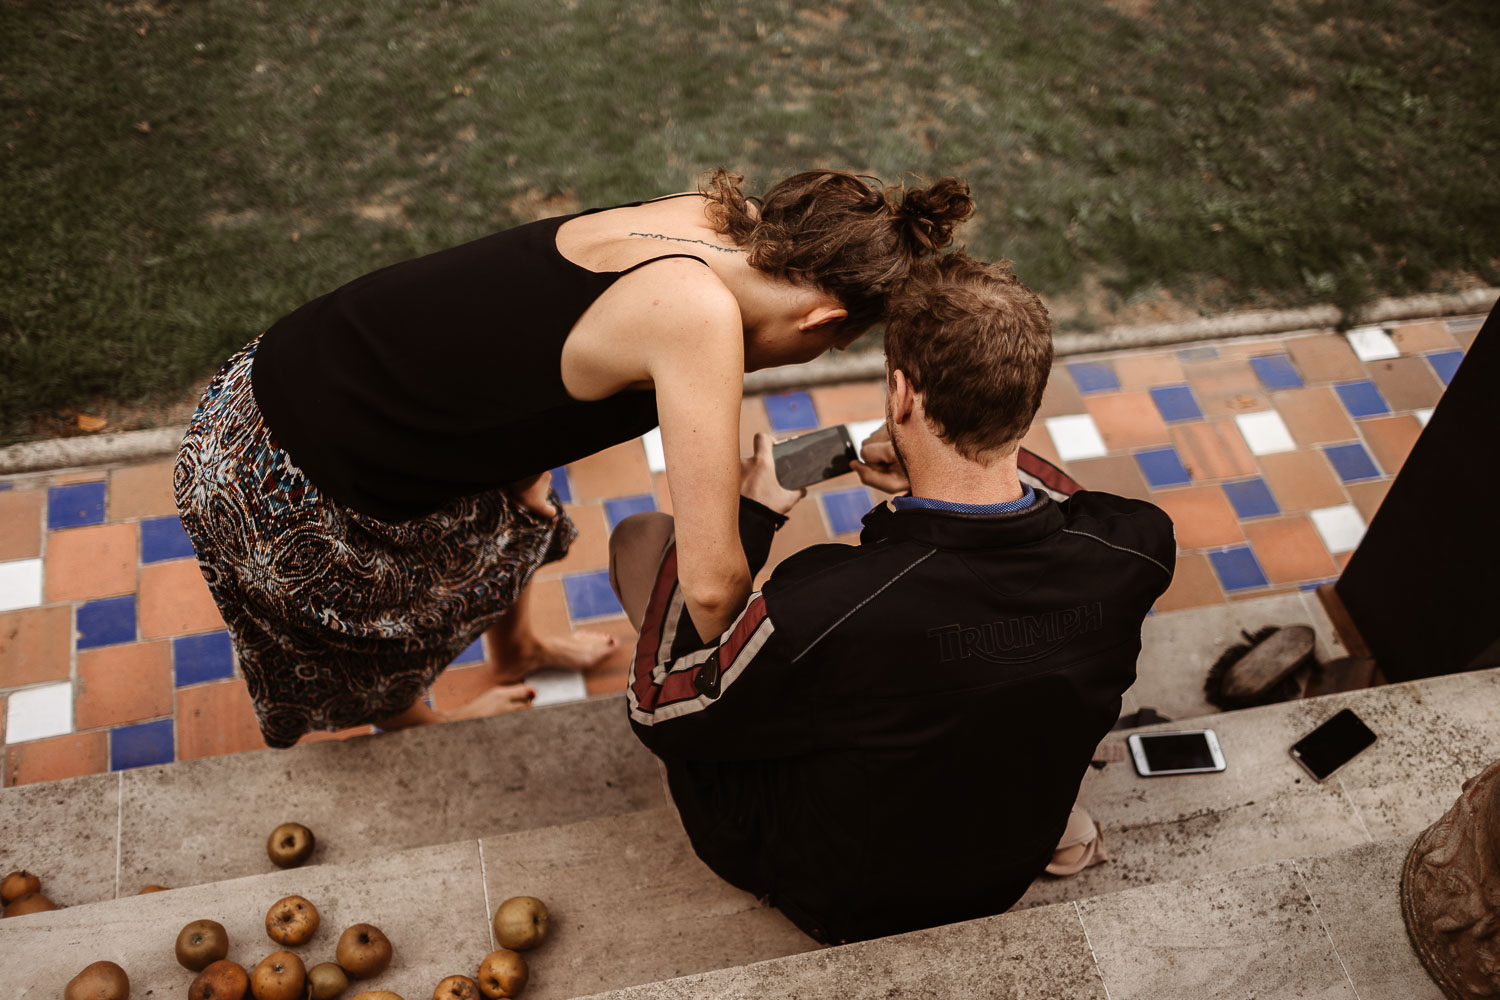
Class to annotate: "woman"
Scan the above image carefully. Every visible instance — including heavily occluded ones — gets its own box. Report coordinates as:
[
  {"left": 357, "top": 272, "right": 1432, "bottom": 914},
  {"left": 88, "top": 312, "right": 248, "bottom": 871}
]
[{"left": 174, "top": 168, "right": 973, "bottom": 747}]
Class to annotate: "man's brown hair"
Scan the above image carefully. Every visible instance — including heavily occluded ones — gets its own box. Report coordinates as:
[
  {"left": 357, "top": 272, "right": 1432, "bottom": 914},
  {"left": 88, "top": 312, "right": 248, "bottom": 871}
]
[
  {"left": 883, "top": 252, "right": 1053, "bottom": 460},
  {"left": 701, "top": 169, "right": 974, "bottom": 335}
]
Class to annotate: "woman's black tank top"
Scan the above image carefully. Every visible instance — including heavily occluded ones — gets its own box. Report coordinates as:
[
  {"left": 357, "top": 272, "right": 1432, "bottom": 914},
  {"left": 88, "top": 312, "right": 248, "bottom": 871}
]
[{"left": 250, "top": 200, "right": 706, "bottom": 523}]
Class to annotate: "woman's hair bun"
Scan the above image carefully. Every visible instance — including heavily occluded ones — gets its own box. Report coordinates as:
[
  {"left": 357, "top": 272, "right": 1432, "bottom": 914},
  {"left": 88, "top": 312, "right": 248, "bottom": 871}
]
[{"left": 897, "top": 177, "right": 974, "bottom": 253}]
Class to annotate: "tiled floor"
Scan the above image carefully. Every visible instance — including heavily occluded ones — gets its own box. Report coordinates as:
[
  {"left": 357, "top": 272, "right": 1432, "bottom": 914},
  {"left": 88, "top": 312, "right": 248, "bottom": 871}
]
[{"left": 0, "top": 315, "right": 1481, "bottom": 785}]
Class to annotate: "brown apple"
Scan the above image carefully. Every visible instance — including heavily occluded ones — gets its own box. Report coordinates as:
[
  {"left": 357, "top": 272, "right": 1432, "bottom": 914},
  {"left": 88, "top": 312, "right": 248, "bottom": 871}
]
[
  {"left": 251, "top": 950, "right": 306, "bottom": 1000},
  {"left": 433, "top": 976, "right": 480, "bottom": 1000},
  {"left": 336, "top": 923, "right": 393, "bottom": 979},
  {"left": 307, "top": 962, "right": 350, "bottom": 1000},
  {"left": 265, "top": 894, "right": 320, "bottom": 946},
  {"left": 492, "top": 896, "right": 549, "bottom": 952},
  {"left": 476, "top": 950, "right": 528, "bottom": 999},
  {"left": 1, "top": 869, "right": 41, "bottom": 903},
  {"left": 189, "top": 959, "right": 250, "bottom": 1000},
  {"left": 176, "top": 918, "right": 230, "bottom": 971},
  {"left": 3, "top": 891, "right": 57, "bottom": 917},
  {"left": 137, "top": 884, "right": 170, "bottom": 894},
  {"left": 63, "top": 960, "right": 129, "bottom": 1000},
  {"left": 266, "top": 822, "right": 316, "bottom": 868}
]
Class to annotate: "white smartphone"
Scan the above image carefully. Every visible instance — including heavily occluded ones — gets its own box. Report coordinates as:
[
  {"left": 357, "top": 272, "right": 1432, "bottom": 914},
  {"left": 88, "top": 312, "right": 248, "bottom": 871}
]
[{"left": 1127, "top": 729, "right": 1227, "bottom": 777}]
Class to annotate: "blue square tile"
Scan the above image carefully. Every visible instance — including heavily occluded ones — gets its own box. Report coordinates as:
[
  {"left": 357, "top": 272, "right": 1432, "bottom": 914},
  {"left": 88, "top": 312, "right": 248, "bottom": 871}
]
[
  {"left": 110, "top": 719, "right": 174, "bottom": 771},
  {"left": 1333, "top": 380, "right": 1391, "bottom": 419},
  {"left": 1208, "top": 547, "right": 1269, "bottom": 592},
  {"left": 141, "top": 516, "right": 197, "bottom": 563},
  {"left": 763, "top": 391, "right": 819, "bottom": 433},
  {"left": 1249, "top": 354, "right": 1303, "bottom": 390},
  {"left": 550, "top": 466, "right": 572, "bottom": 504},
  {"left": 48, "top": 481, "right": 106, "bottom": 530},
  {"left": 604, "top": 494, "right": 657, "bottom": 531},
  {"left": 563, "top": 570, "right": 623, "bottom": 621},
  {"left": 1134, "top": 448, "right": 1192, "bottom": 488},
  {"left": 1176, "top": 345, "right": 1220, "bottom": 361},
  {"left": 173, "top": 631, "right": 235, "bottom": 686},
  {"left": 1221, "top": 478, "right": 1280, "bottom": 519},
  {"left": 1149, "top": 384, "right": 1204, "bottom": 423},
  {"left": 1323, "top": 443, "right": 1382, "bottom": 483},
  {"left": 0, "top": 482, "right": 12, "bottom": 491},
  {"left": 1068, "top": 361, "right": 1121, "bottom": 394},
  {"left": 450, "top": 637, "right": 484, "bottom": 666},
  {"left": 1426, "top": 350, "right": 1464, "bottom": 385},
  {"left": 820, "top": 487, "right": 873, "bottom": 535},
  {"left": 76, "top": 596, "right": 136, "bottom": 649}
]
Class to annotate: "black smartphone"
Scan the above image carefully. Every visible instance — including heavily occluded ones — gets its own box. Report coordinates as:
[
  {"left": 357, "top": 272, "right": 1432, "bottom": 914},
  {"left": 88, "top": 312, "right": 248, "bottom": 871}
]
[
  {"left": 1289, "top": 708, "right": 1377, "bottom": 781},
  {"left": 772, "top": 426, "right": 858, "bottom": 490}
]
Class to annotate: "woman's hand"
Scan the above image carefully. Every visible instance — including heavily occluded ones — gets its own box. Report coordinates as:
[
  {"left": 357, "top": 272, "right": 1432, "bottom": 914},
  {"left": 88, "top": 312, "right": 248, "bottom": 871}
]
[
  {"left": 506, "top": 472, "right": 558, "bottom": 518},
  {"left": 851, "top": 424, "right": 910, "bottom": 494},
  {"left": 740, "top": 432, "right": 805, "bottom": 515}
]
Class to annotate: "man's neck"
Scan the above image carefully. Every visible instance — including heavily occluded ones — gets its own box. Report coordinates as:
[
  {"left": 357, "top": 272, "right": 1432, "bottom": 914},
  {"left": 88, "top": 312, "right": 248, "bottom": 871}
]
[{"left": 905, "top": 449, "right": 1024, "bottom": 506}]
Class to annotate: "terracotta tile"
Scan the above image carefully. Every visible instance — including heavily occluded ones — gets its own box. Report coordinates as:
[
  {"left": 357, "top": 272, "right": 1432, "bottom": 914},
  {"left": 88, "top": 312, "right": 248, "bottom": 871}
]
[
  {"left": 1113, "top": 352, "right": 1185, "bottom": 388},
  {"left": 0, "top": 489, "right": 43, "bottom": 560},
  {"left": 585, "top": 665, "right": 631, "bottom": 697},
  {"left": 1083, "top": 391, "right": 1171, "bottom": 451},
  {"left": 1285, "top": 334, "right": 1366, "bottom": 382},
  {"left": 1153, "top": 552, "right": 1224, "bottom": 612},
  {"left": 109, "top": 461, "right": 179, "bottom": 520},
  {"left": 1018, "top": 421, "right": 1065, "bottom": 470},
  {"left": 429, "top": 664, "right": 494, "bottom": 713},
  {"left": 1258, "top": 452, "right": 1347, "bottom": 513},
  {"left": 1034, "top": 364, "right": 1086, "bottom": 419},
  {"left": 547, "top": 503, "right": 610, "bottom": 576},
  {"left": 1365, "top": 356, "right": 1443, "bottom": 412},
  {"left": 1360, "top": 414, "right": 1423, "bottom": 476},
  {"left": 1345, "top": 479, "right": 1392, "bottom": 524},
  {"left": 525, "top": 577, "right": 573, "bottom": 638},
  {"left": 1335, "top": 550, "right": 1354, "bottom": 571},
  {"left": 1168, "top": 420, "right": 1257, "bottom": 481},
  {"left": 1150, "top": 486, "right": 1244, "bottom": 549},
  {"left": 178, "top": 678, "right": 265, "bottom": 759},
  {"left": 738, "top": 394, "right": 774, "bottom": 455},
  {"left": 761, "top": 499, "right": 834, "bottom": 587},
  {"left": 1185, "top": 359, "right": 1269, "bottom": 417},
  {"left": 567, "top": 439, "right": 653, "bottom": 501},
  {"left": 3, "top": 731, "right": 109, "bottom": 787},
  {"left": 1243, "top": 517, "right": 1338, "bottom": 584},
  {"left": 809, "top": 381, "right": 886, "bottom": 425},
  {"left": 1389, "top": 321, "right": 1457, "bottom": 354},
  {"left": 0, "top": 605, "right": 73, "bottom": 688},
  {"left": 75, "top": 640, "right": 173, "bottom": 729},
  {"left": 1452, "top": 324, "right": 1480, "bottom": 352},
  {"left": 43, "top": 522, "right": 139, "bottom": 602},
  {"left": 138, "top": 560, "right": 224, "bottom": 638},
  {"left": 1213, "top": 336, "right": 1297, "bottom": 358},
  {"left": 1066, "top": 456, "right": 1152, "bottom": 500},
  {"left": 52, "top": 471, "right": 107, "bottom": 486},
  {"left": 1273, "top": 387, "right": 1356, "bottom": 446}
]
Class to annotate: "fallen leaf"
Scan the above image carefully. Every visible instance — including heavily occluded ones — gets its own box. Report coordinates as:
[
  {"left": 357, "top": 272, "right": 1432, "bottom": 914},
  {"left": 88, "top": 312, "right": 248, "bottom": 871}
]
[
  {"left": 134, "top": 120, "right": 151, "bottom": 133},
  {"left": 77, "top": 413, "right": 108, "bottom": 432}
]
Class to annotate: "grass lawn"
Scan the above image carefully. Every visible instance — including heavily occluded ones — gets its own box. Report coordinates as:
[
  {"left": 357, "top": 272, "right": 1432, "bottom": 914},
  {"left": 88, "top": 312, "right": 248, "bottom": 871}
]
[{"left": 2, "top": 0, "right": 1497, "bottom": 443}]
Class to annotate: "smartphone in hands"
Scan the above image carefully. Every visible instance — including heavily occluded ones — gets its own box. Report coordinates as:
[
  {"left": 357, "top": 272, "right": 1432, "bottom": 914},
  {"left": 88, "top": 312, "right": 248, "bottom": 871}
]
[{"left": 772, "top": 426, "right": 858, "bottom": 490}]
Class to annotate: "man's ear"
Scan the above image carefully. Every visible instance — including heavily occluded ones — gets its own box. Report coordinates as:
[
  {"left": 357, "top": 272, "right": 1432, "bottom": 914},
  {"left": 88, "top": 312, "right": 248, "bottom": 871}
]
[
  {"left": 798, "top": 304, "right": 848, "bottom": 333},
  {"left": 888, "top": 368, "right": 917, "bottom": 425}
]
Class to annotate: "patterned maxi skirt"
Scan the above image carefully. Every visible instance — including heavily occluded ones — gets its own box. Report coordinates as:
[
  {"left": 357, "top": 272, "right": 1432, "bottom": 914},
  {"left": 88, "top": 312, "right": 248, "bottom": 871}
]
[{"left": 173, "top": 337, "right": 576, "bottom": 748}]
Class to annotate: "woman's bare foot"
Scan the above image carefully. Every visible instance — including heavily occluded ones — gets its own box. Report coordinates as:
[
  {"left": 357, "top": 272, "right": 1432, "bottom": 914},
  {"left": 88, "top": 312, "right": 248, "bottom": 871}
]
[
  {"left": 484, "top": 627, "right": 619, "bottom": 684},
  {"left": 447, "top": 683, "right": 536, "bottom": 721}
]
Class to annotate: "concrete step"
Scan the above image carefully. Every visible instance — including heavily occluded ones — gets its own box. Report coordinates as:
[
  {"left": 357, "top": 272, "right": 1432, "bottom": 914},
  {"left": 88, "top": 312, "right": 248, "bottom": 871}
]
[
  {"left": 0, "top": 807, "right": 813, "bottom": 1000},
  {"left": 574, "top": 833, "right": 1445, "bottom": 1000},
  {"left": 1016, "top": 664, "right": 1499, "bottom": 911},
  {"left": 0, "top": 695, "right": 664, "bottom": 908}
]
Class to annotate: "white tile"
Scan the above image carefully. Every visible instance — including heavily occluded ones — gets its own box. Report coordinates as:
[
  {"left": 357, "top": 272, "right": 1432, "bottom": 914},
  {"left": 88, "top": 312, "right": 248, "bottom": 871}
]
[
  {"left": 1234, "top": 410, "right": 1297, "bottom": 455},
  {"left": 525, "top": 669, "right": 589, "bottom": 707},
  {"left": 1414, "top": 407, "right": 1435, "bottom": 427},
  {"left": 641, "top": 428, "right": 666, "bottom": 473},
  {"left": 845, "top": 419, "right": 886, "bottom": 452},
  {"left": 6, "top": 682, "right": 74, "bottom": 744},
  {"left": 1311, "top": 504, "right": 1367, "bottom": 554},
  {"left": 0, "top": 558, "right": 43, "bottom": 612},
  {"left": 1346, "top": 325, "right": 1400, "bottom": 361},
  {"left": 1044, "top": 414, "right": 1107, "bottom": 462}
]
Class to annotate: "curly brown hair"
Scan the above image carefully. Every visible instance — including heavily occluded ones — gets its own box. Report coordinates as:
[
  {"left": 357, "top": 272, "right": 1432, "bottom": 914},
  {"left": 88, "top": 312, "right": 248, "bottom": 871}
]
[
  {"left": 884, "top": 252, "right": 1053, "bottom": 460},
  {"left": 700, "top": 168, "right": 974, "bottom": 334}
]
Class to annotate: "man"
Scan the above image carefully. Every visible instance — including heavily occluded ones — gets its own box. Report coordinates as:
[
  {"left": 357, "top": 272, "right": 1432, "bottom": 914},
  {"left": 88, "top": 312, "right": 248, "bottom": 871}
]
[{"left": 608, "top": 252, "right": 1175, "bottom": 944}]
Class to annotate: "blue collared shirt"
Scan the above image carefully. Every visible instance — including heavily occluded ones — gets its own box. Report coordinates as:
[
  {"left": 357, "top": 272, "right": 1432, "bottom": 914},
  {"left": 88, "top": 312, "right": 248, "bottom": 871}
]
[{"left": 890, "top": 483, "right": 1037, "bottom": 515}]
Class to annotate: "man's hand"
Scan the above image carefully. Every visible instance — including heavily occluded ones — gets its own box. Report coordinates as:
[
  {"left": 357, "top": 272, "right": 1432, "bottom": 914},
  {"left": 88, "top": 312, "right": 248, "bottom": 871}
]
[
  {"left": 741, "top": 432, "right": 805, "bottom": 515},
  {"left": 851, "top": 424, "right": 909, "bottom": 494},
  {"left": 506, "top": 471, "right": 558, "bottom": 518}
]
